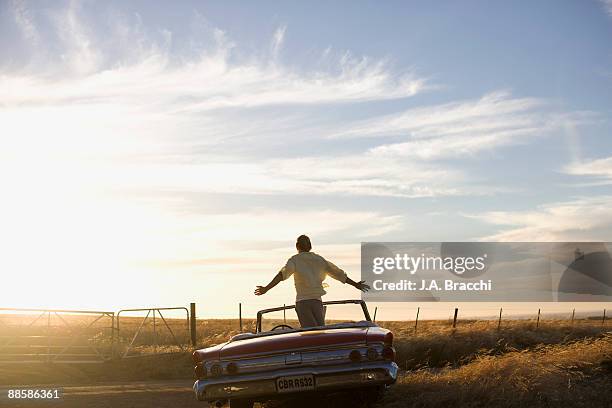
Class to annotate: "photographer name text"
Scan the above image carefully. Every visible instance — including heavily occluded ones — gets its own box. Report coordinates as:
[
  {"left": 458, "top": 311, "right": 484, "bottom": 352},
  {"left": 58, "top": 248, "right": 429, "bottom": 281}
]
[{"left": 372, "top": 279, "right": 493, "bottom": 292}]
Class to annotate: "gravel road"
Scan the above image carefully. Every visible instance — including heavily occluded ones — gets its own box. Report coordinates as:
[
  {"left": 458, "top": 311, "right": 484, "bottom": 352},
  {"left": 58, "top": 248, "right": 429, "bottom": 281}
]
[{"left": 0, "top": 380, "right": 200, "bottom": 408}]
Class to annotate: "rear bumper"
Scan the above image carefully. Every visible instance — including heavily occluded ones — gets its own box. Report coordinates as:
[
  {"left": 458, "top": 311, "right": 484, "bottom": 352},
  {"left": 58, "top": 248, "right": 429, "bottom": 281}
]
[{"left": 193, "top": 361, "right": 398, "bottom": 402}]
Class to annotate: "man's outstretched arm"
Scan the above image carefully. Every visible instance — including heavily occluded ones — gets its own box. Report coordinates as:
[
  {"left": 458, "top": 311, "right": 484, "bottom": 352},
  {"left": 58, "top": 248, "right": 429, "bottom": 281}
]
[
  {"left": 326, "top": 260, "right": 370, "bottom": 292},
  {"left": 254, "top": 271, "right": 283, "bottom": 296},
  {"left": 346, "top": 277, "right": 370, "bottom": 292}
]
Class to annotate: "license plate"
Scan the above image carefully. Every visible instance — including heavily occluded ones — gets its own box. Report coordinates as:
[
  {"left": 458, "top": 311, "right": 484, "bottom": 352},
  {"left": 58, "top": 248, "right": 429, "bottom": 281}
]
[{"left": 276, "top": 375, "right": 315, "bottom": 393}]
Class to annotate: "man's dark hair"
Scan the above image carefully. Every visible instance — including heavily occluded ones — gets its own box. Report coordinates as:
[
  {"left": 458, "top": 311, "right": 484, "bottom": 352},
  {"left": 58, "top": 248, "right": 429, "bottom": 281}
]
[{"left": 296, "top": 235, "right": 312, "bottom": 252}]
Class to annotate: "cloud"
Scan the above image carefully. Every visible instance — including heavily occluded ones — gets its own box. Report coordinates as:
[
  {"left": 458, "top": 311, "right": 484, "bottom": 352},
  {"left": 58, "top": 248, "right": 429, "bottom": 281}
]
[
  {"left": 564, "top": 156, "right": 612, "bottom": 184},
  {"left": 154, "top": 208, "right": 404, "bottom": 275},
  {"left": 0, "top": 175, "right": 405, "bottom": 271},
  {"left": 0, "top": 153, "right": 463, "bottom": 199},
  {"left": 262, "top": 155, "right": 463, "bottom": 197},
  {"left": 3, "top": 5, "right": 425, "bottom": 109},
  {"left": 0, "top": 2, "right": 453, "bottom": 199},
  {"left": 2, "top": 54, "right": 425, "bottom": 110},
  {"left": 270, "top": 25, "right": 286, "bottom": 59},
  {"left": 51, "top": 1, "right": 102, "bottom": 75},
  {"left": 335, "top": 91, "right": 594, "bottom": 160},
  {"left": 2, "top": 2, "right": 595, "bottom": 202},
  {"left": 468, "top": 197, "right": 612, "bottom": 241},
  {"left": 11, "top": 0, "right": 39, "bottom": 45},
  {"left": 600, "top": 0, "right": 612, "bottom": 17}
]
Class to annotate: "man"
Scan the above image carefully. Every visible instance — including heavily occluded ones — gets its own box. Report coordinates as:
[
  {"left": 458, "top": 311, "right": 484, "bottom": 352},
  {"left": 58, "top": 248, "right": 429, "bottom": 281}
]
[{"left": 254, "top": 235, "right": 370, "bottom": 328}]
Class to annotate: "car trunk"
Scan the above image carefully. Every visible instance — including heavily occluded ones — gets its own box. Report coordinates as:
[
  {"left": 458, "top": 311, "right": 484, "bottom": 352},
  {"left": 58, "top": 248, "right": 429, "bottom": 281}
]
[{"left": 219, "top": 327, "right": 369, "bottom": 358}]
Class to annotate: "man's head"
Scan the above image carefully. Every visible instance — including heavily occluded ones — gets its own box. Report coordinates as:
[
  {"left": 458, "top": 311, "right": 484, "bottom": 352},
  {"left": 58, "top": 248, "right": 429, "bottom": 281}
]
[{"left": 296, "top": 235, "right": 312, "bottom": 252}]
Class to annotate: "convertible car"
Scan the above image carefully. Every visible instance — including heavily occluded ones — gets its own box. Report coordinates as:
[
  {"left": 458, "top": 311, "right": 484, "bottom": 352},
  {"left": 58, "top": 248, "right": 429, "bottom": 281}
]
[{"left": 192, "top": 300, "right": 398, "bottom": 408}]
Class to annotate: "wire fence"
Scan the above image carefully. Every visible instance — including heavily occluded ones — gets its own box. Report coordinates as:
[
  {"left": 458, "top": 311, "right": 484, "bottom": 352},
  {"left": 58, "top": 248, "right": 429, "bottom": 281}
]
[
  {"left": 368, "top": 305, "right": 608, "bottom": 331},
  {"left": 0, "top": 303, "right": 608, "bottom": 363}
]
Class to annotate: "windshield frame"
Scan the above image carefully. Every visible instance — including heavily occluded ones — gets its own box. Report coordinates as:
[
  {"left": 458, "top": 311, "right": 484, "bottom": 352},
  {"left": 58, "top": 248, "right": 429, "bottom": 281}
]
[{"left": 255, "top": 299, "right": 372, "bottom": 333}]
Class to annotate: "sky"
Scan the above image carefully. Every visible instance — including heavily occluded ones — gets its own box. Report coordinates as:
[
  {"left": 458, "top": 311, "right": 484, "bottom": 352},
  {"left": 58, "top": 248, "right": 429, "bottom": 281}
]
[{"left": 1, "top": 0, "right": 612, "bottom": 319}]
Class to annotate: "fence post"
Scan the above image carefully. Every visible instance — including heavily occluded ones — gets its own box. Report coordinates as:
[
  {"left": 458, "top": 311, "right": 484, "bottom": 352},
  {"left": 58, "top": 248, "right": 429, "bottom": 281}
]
[
  {"left": 536, "top": 308, "right": 541, "bottom": 329},
  {"left": 47, "top": 311, "right": 51, "bottom": 363},
  {"left": 452, "top": 308, "right": 458, "bottom": 328},
  {"left": 111, "top": 313, "right": 116, "bottom": 359},
  {"left": 239, "top": 303, "right": 243, "bottom": 332},
  {"left": 414, "top": 307, "right": 420, "bottom": 334},
  {"left": 283, "top": 304, "right": 286, "bottom": 324},
  {"left": 373, "top": 307, "right": 378, "bottom": 323},
  {"left": 190, "top": 303, "right": 196, "bottom": 348},
  {"left": 153, "top": 309, "right": 157, "bottom": 354},
  {"left": 603, "top": 309, "right": 607, "bottom": 328},
  {"left": 571, "top": 308, "right": 575, "bottom": 326},
  {"left": 497, "top": 307, "right": 502, "bottom": 330}
]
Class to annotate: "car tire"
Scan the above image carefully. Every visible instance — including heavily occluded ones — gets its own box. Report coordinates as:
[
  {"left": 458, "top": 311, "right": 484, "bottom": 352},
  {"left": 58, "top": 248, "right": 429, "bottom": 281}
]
[{"left": 229, "top": 398, "right": 254, "bottom": 408}]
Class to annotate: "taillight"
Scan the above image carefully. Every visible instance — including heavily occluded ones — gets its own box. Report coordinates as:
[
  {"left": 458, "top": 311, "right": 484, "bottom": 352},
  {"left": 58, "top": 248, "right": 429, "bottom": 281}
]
[
  {"left": 382, "top": 346, "right": 395, "bottom": 361},
  {"left": 349, "top": 350, "right": 362, "bottom": 362},
  {"left": 210, "top": 363, "right": 223, "bottom": 377},
  {"left": 384, "top": 332, "right": 394, "bottom": 346},
  {"left": 366, "top": 347, "right": 379, "bottom": 360},
  {"left": 194, "top": 364, "right": 206, "bottom": 378}
]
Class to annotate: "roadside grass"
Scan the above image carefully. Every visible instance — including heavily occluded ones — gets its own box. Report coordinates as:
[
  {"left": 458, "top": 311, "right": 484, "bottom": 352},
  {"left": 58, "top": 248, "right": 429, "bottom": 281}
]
[
  {"left": 382, "top": 334, "right": 612, "bottom": 407},
  {"left": 383, "top": 319, "right": 609, "bottom": 370}
]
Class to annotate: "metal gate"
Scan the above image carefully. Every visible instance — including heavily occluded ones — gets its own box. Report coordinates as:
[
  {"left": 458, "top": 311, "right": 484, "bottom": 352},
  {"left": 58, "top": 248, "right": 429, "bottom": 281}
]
[
  {"left": 0, "top": 308, "right": 115, "bottom": 363},
  {"left": 116, "top": 307, "right": 190, "bottom": 358}
]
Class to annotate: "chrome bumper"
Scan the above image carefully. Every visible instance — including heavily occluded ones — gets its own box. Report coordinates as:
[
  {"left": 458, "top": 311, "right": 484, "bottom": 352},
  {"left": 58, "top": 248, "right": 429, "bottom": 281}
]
[{"left": 193, "top": 361, "right": 398, "bottom": 401}]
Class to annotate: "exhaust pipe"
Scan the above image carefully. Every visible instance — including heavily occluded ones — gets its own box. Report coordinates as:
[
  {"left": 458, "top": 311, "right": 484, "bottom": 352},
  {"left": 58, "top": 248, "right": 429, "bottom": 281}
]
[{"left": 211, "top": 399, "right": 227, "bottom": 408}]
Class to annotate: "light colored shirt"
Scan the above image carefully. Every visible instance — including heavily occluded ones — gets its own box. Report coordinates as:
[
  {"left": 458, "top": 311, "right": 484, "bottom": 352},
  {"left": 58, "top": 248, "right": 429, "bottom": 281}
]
[{"left": 280, "top": 251, "right": 348, "bottom": 302}]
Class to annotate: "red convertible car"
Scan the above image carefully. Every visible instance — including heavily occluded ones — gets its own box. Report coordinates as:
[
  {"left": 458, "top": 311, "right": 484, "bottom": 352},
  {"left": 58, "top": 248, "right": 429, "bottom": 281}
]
[{"left": 192, "top": 300, "right": 398, "bottom": 407}]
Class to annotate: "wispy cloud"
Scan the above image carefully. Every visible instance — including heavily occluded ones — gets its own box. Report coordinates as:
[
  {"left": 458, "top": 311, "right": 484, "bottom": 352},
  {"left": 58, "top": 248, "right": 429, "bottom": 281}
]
[
  {"left": 270, "top": 25, "right": 286, "bottom": 60},
  {"left": 1, "top": 155, "right": 463, "bottom": 199},
  {"left": 564, "top": 156, "right": 612, "bottom": 184},
  {"left": 336, "top": 91, "right": 595, "bottom": 160},
  {"left": 2, "top": 54, "right": 425, "bottom": 110},
  {"left": 51, "top": 1, "right": 102, "bottom": 75},
  {"left": 262, "top": 155, "right": 463, "bottom": 197},
  {"left": 11, "top": 0, "right": 39, "bottom": 45},
  {"left": 0, "top": 178, "right": 406, "bottom": 271},
  {"left": 1, "top": 1, "right": 453, "bottom": 200},
  {"left": 3, "top": 2, "right": 601, "bottom": 209},
  {"left": 162, "top": 207, "right": 404, "bottom": 275},
  {"left": 600, "top": 0, "right": 612, "bottom": 17},
  {"left": 4, "top": 4, "right": 425, "bottom": 110},
  {"left": 467, "top": 196, "right": 612, "bottom": 241}
]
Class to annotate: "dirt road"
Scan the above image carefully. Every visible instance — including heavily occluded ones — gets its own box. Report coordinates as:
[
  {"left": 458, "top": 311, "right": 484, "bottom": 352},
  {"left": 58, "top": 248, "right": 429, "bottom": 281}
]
[
  {"left": 0, "top": 380, "right": 365, "bottom": 408},
  {"left": 0, "top": 380, "right": 200, "bottom": 408}
]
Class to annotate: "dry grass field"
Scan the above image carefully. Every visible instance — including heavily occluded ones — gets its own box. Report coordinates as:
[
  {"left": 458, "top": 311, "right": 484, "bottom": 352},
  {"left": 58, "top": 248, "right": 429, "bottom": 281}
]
[
  {"left": 385, "top": 334, "right": 612, "bottom": 408},
  {"left": 0, "top": 315, "right": 610, "bottom": 407}
]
